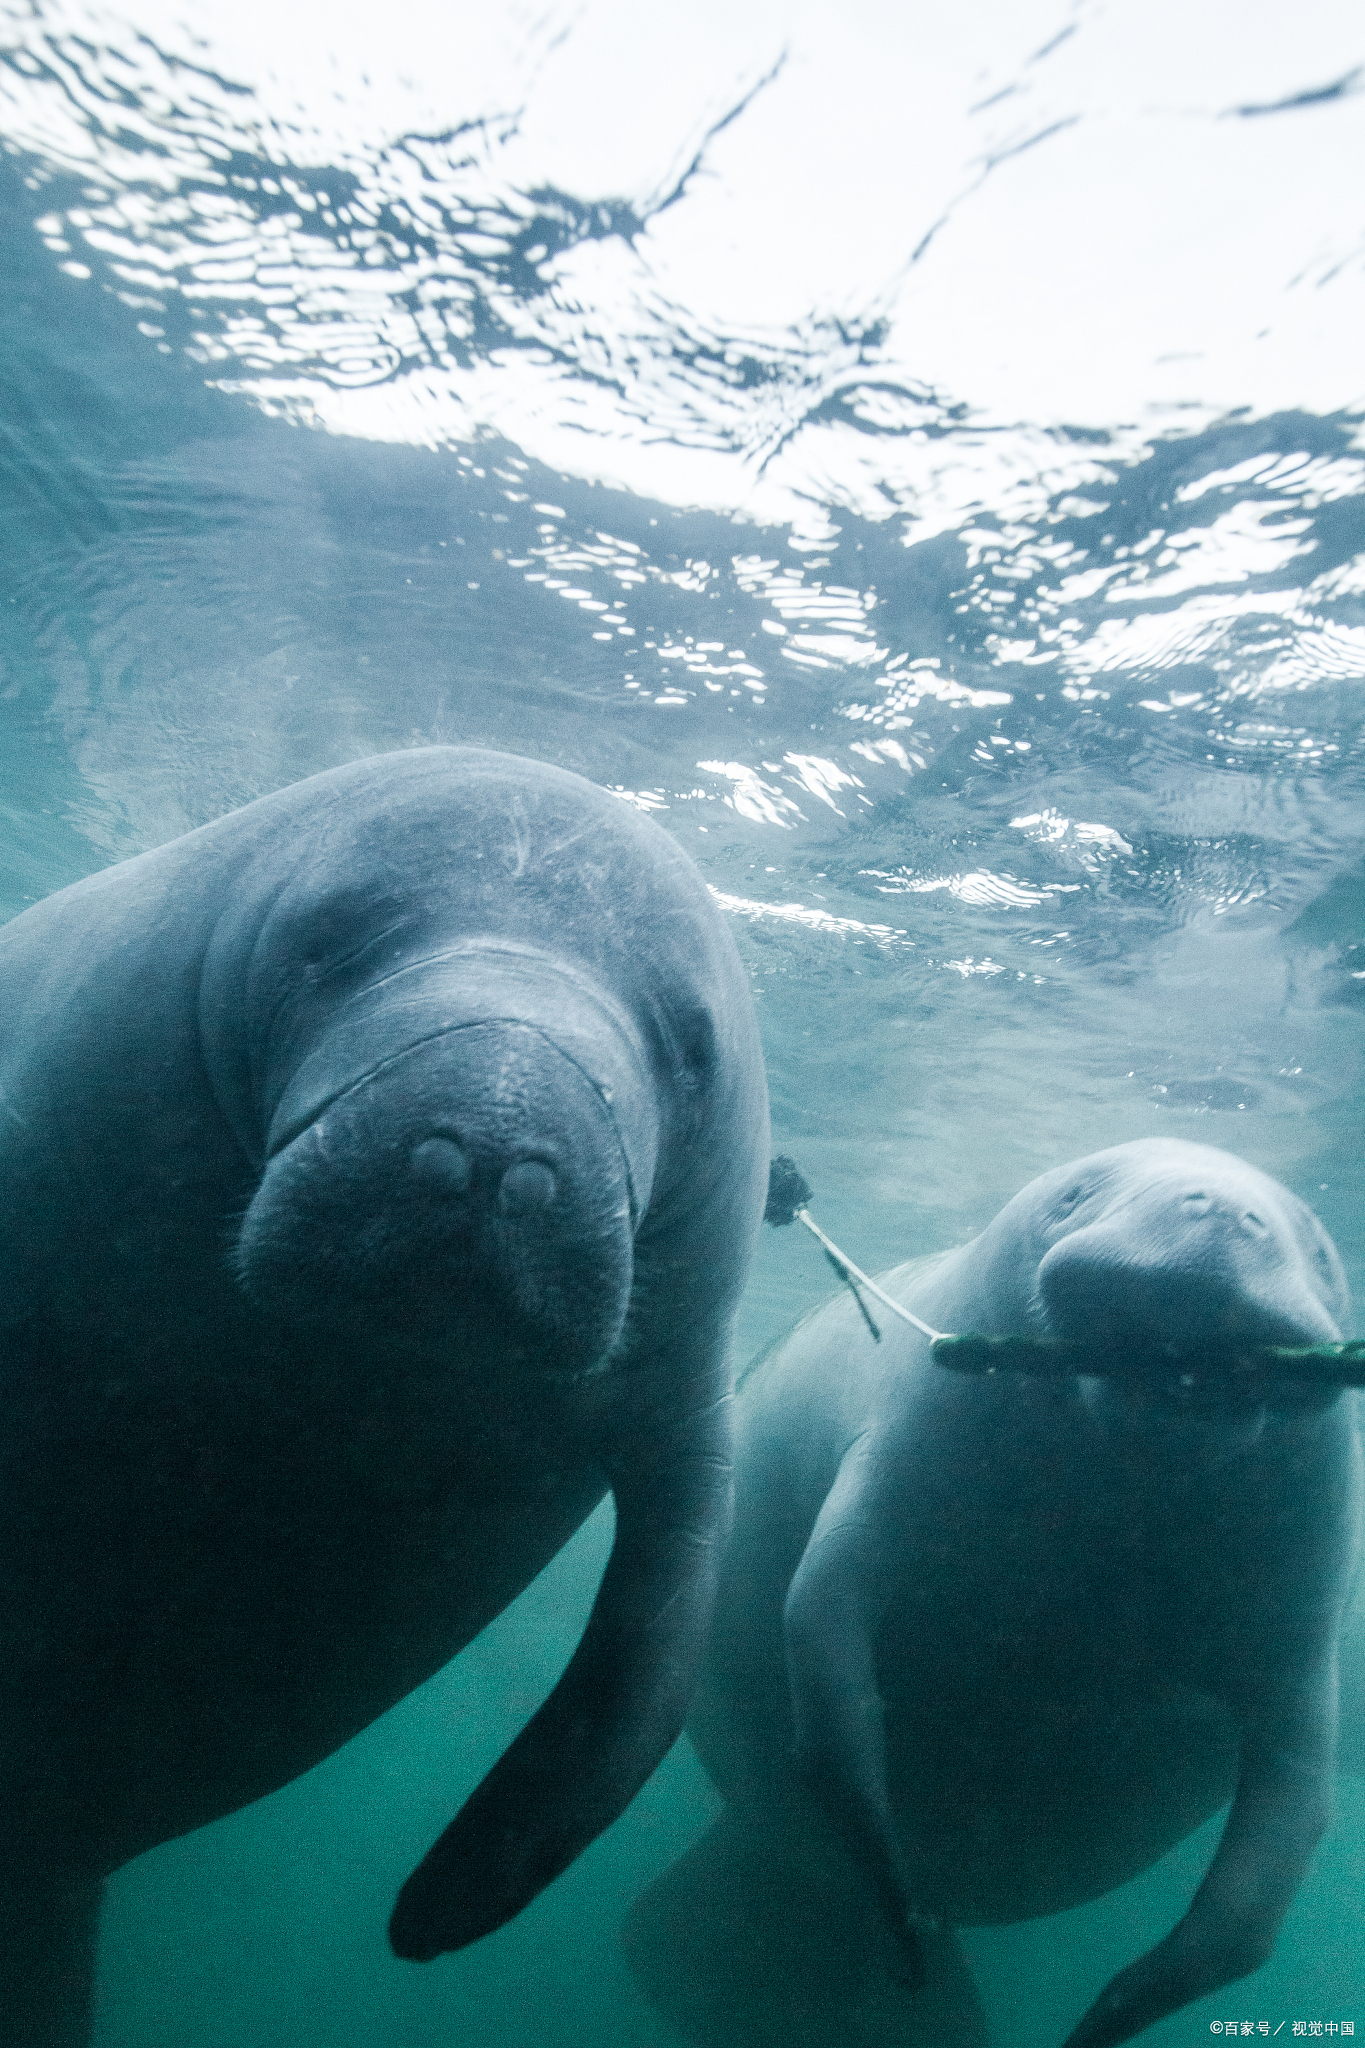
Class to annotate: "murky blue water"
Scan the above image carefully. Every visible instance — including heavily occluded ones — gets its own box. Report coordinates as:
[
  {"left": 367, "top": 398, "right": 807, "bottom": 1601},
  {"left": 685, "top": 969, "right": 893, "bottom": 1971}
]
[{"left": 2, "top": 2, "right": 1364, "bottom": 2040}]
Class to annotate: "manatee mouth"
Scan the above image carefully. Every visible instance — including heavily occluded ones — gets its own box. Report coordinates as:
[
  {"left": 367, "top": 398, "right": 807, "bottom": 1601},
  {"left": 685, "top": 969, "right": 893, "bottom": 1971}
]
[
  {"left": 1082, "top": 1355, "right": 1286, "bottom": 1424},
  {"left": 1060, "top": 1322, "right": 1339, "bottom": 1410}
]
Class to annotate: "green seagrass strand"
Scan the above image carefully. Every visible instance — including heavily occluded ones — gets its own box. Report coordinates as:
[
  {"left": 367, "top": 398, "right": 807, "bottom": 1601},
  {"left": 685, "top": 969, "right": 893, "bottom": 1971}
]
[{"left": 930, "top": 1332, "right": 1365, "bottom": 1388}]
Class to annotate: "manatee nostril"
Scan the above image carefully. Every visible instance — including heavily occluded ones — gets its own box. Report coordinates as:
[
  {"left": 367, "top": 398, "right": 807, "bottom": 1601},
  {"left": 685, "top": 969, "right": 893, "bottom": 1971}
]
[
  {"left": 1183, "top": 1191, "right": 1211, "bottom": 1215},
  {"left": 410, "top": 1136, "right": 473, "bottom": 1195},
  {"left": 1241, "top": 1209, "right": 1269, "bottom": 1237},
  {"left": 498, "top": 1159, "right": 558, "bottom": 1216}
]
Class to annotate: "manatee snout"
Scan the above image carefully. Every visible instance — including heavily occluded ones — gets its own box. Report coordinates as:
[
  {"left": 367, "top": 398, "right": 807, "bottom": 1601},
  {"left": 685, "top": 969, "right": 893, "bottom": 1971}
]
[
  {"left": 235, "top": 1023, "right": 640, "bottom": 1369},
  {"left": 1037, "top": 1174, "right": 1344, "bottom": 1351}
]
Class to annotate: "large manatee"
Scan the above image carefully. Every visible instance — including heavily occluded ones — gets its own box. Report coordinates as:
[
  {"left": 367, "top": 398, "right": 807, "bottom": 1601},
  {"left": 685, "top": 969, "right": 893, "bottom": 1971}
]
[
  {"left": 0, "top": 746, "right": 769, "bottom": 2046},
  {"left": 625, "top": 1139, "right": 1359, "bottom": 2048}
]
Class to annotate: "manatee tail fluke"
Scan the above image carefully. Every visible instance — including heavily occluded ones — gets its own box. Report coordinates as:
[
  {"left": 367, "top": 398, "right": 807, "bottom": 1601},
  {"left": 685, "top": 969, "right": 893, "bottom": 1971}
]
[
  {"left": 0, "top": 1868, "right": 104, "bottom": 2048},
  {"left": 621, "top": 1808, "right": 988, "bottom": 2048}
]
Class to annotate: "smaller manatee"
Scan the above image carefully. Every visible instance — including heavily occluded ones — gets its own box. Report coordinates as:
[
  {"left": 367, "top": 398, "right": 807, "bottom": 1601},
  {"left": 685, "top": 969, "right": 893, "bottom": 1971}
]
[{"left": 625, "top": 1139, "right": 1360, "bottom": 2048}]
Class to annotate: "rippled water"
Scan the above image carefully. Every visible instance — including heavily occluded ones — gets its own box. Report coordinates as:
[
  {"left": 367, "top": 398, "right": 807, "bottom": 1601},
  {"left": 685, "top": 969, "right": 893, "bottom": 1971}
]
[{"left": 2, "top": 2, "right": 1364, "bottom": 2042}]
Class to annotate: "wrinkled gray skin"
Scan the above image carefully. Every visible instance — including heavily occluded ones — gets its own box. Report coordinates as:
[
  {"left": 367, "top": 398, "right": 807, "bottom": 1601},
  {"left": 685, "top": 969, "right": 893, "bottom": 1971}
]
[
  {"left": 0, "top": 747, "right": 769, "bottom": 2047},
  {"left": 628, "top": 1141, "right": 1359, "bottom": 2048}
]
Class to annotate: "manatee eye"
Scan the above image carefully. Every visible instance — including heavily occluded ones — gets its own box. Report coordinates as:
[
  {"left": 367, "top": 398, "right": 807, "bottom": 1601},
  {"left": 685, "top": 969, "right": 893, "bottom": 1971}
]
[
  {"left": 1047, "top": 1183, "right": 1087, "bottom": 1235},
  {"left": 498, "top": 1159, "right": 558, "bottom": 1216},
  {"left": 649, "top": 1004, "right": 716, "bottom": 1095},
  {"left": 411, "top": 1136, "right": 473, "bottom": 1195},
  {"left": 679, "top": 1008, "right": 717, "bottom": 1087}
]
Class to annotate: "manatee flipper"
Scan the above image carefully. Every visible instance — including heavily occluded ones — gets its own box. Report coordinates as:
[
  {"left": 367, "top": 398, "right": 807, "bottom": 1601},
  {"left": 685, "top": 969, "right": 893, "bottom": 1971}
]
[
  {"left": 1063, "top": 1675, "right": 1338, "bottom": 2048},
  {"left": 0, "top": 1867, "right": 104, "bottom": 2047},
  {"left": 389, "top": 1331, "right": 737, "bottom": 1958},
  {"left": 781, "top": 1431, "right": 924, "bottom": 1971},
  {"left": 621, "top": 1804, "right": 987, "bottom": 2048}
]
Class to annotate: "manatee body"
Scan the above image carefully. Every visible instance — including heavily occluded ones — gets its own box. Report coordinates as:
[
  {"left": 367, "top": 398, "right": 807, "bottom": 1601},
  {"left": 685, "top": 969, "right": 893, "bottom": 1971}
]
[
  {"left": 0, "top": 747, "right": 769, "bottom": 2046},
  {"left": 625, "top": 1140, "right": 1359, "bottom": 2048},
  {"left": 1338, "top": 1573, "right": 1365, "bottom": 1773}
]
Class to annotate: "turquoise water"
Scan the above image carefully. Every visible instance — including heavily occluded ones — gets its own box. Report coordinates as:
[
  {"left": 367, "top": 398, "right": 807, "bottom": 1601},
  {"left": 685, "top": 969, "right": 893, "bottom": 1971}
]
[{"left": 2, "top": 2, "right": 1364, "bottom": 2040}]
